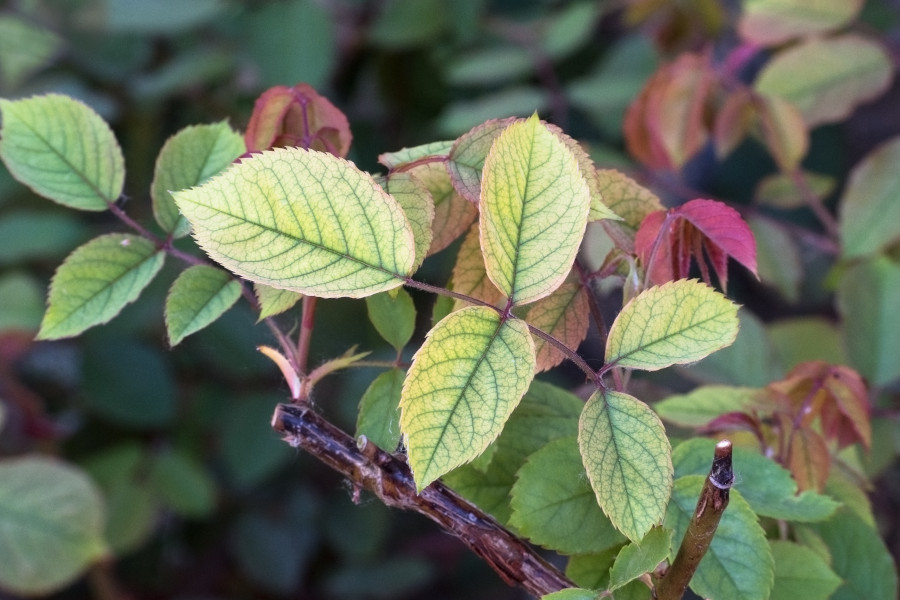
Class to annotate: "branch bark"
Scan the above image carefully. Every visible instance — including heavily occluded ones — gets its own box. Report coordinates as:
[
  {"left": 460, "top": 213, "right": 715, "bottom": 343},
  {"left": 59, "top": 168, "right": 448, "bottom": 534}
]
[
  {"left": 654, "top": 439, "right": 734, "bottom": 600},
  {"left": 271, "top": 403, "right": 575, "bottom": 598}
]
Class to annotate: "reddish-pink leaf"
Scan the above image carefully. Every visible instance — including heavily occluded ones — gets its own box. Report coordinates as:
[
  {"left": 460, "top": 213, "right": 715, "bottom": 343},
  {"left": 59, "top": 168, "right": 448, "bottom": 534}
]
[
  {"left": 244, "top": 83, "right": 352, "bottom": 157},
  {"left": 787, "top": 426, "right": 830, "bottom": 492},
  {"left": 635, "top": 198, "right": 758, "bottom": 291}
]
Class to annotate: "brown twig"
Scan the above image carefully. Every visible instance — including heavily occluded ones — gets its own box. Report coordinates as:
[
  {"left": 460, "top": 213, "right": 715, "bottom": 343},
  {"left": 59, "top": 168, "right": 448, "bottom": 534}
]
[
  {"left": 271, "top": 403, "right": 576, "bottom": 598},
  {"left": 654, "top": 439, "right": 734, "bottom": 600}
]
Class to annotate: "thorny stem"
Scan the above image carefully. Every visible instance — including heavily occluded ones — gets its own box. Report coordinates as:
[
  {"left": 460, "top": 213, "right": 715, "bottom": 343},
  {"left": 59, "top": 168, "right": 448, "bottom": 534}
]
[
  {"left": 271, "top": 403, "right": 576, "bottom": 598},
  {"left": 654, "top": 440, "right": 734, "bottom": 600}
]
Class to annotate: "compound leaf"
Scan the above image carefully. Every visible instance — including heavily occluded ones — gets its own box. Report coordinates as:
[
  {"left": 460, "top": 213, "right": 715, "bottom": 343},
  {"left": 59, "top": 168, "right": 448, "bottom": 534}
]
[
  {"left": 400, "top": 306, "right": 535, "bottom": 491},
  {"left": 165, "top": 265, "right": 241, "bottom": 346},
  {"left": 579, "top": 390, "right": 672, "bottom": 542},
  {"left": 0, "top": 93, "right": 124, "bottom": 210},
  {"left": 172, "top": 147, "right": 415, "bottom": 298},
  {"left": 38, "top": 234, "right": 164, "bottom": 340}
]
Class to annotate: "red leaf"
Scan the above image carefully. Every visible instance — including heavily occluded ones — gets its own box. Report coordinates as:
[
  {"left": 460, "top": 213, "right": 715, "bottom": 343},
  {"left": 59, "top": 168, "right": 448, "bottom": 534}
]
[
  {"left": 635, "top": 198, "right": 758, "bottom": 291},
  {"left": 244, "top": 83, "right": 352, "bottom": 157},
  {"left": 787, "top": 426, "right": 830, "bottom": 492}
]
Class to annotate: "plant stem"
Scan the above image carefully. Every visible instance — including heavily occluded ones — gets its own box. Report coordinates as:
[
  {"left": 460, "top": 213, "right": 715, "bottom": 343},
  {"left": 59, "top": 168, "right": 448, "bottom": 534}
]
[
  {"left": 297, "top": 295, "right": 318, "bottom": 375},
  {"left": 654, "top": 439, "right": 733, "bottom": 600},
  {"left": 271, "top": 403, "right": 576, "bottom": 598}
]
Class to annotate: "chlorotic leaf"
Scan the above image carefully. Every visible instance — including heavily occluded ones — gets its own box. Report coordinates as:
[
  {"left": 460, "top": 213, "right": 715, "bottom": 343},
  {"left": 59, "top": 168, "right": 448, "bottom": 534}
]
[
  {"left": 447, "top": 117, "right": 517, "bottom": 203},
  {"left": 165, "top": 265, "right": 242, "bottom": 346},
  {"left": 38, "top": 234, "right": 164, "bottom": 340},
  {"left": 378, "top": 140, "right": 454, "bottom": 169},
  {"left": 151, "top": 120, "right": 245, "bottom": 238},
  {"left": 608, "top": 526, "right": 672, "bottom": 591},
  {"left": 522, "top": 269, "right": 590, "bottom": 372},
  {"left": 839, "top": 136, "right": 900, "bottom": 259},
  {"left": 672, "top": 438, "right": 838, "bottom": 522},
  {"left": 356, "top": 368, "right": 405, "bottom": 451},
  {"left": 755, "top": 34, "right": 893, "bottom": 127},
  {"left": 413, "top": 161, "right": 477, "bottom": 256},
  {"left": 509, "top": 436, "right": 625, "bottom": 554},
  {"left": 0, "top": 456, "right": 107, "bottom": 596},
  {"left": 254, "top": 283, "right": 302, "bottom": 320},
  {"left": 480, "top": 114, "right": 591, "bottom": 305},
  {"left": 579, "top": 390, "right": 672, "bottom": 542},
  {"left": 666, "top": 477, "right": 774, "bottom": 600},
  {"left": 365, "top": 288, "right": 416, "bottom": 351},
  {"left": 739, "top": 0, "right": 864, "bottom": 46},
  {"left": 0, "top": 94, "right": 124, "bottom": 210},
  {"left": 605, "top": 280, "right": 739, "bottom": 371},
  {"left": 769, "top": 540, "right": 842, "bottom": 600},
  {"left": 173, "top": 147, "right": 415, "bottom": 298},
  {"left": 400, "top": 306, "right": 535, "bottom": 491},
  {"left": 544, "top": 124, "right": 620, "bottom": 222},
  {"left": 379, "top": 171, "right": 435, "bottom": 271},
  {"left": 596, "top": 169, "right": 664, "bottom": 234}
]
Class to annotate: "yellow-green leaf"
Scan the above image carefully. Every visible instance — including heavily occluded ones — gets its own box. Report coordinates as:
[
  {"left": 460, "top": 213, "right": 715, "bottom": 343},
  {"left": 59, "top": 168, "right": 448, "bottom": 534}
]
[
  {"left": 400, "top": 306, "right": 535, "bottom": 491},
  {"left": 755, "top": 34, "right": 893, "bottom": 127},
  {"left": 415, "top": 161, "right": 477, "bottom": 256},
  {"left": 165, "top": 265, "right": 241, "bottom": 346},
  {"left": 0, "top": 16, "right": 61, "bottom": 88},
  {"left": 450, "top": 225, "right": 505, "bottom": 311},
  {"left": 480, "top": 114, "right": 591, "bottom": 305},
  {"left": 605, "top": 280, "right": 739, "bottom": 371},
  {"left": 151, "top": 121, "right": 245, "bottom": 238},
  {"left": 520, "top": 269, "right": 590, "bottom": 372},
  {"left": 378, "top": 140, "right": 453, "bottom": 169},
  {"left": 173, "top": 147, "right": 415, "bottom": 298},
  {"left": 447, "top": 117, "right": 517, "bottom": 203},
  {"left": 379, "top": 171, "right": 435, "bottom": 272},
  {"left": 0, "top": 94, "right": 124, "bottom": 210},
  {"left": 254, "top": 283, "right": 301, "bottom": 320},
  {"left": 38, "top": 234, "right": 164, "bottom": 340},
  {"left": 739, "top": 0, "right": 863, "bottom": 46},
  {"left": 546, "top": 124, "right": 620, "bottom": 222},
  {"left": 579, "top": 390, "right": 672, "bottom": 542}
]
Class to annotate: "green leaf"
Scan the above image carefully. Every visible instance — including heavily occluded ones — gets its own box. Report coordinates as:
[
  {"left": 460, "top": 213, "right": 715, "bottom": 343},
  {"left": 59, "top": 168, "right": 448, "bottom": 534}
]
[
  {"left": 148, "top": 449, "right": 217, "bottom": 518},
  {"left": 356, "top": 368, "right": 405, "bottom": 451},
  {"left": 254, "top": 283, "right": 302, "bottom": 320},
  {"left": 447, "top": 117, "right": 517, "bottom": 203},
  {"left": 567, "top": 549, "right": 620, "bottom": 589},
  {"left": 666, "top": 476, "right": 774, "bottom": 600},
  {"left": 0, "top": 456, "right": 107, "bottom": 596},
  {"left": 165, "top": 265, "right": 242, "bottom": 346},
  {"left": 654, "top": 385, "right": 761, "bottom": 428},
  {"left": 750, "top": 216, "right": 802, "bottom": 302},
  {"left": 839, "top": 136, "right": 900, "bottom": 259},
  {"left": 509, "top": 436, "right": 625, "bottom": 554},
  {"left": 579, "top": 390, "right": 672, "bottom": 542},
  {"left": 400, "top": 306, "right": 535, "bottom": 490},
  {"left": 0, "top": 272, "right": 43, "bottom": 332},
  {"left": 151, "top": 120, "right": 245, "bottom": 238},
  {"left": 768, "top": 317, "right": 847, "bottom": 369},
  {"left": 811, "top": 509, "right": 898, "bottom": 600},
  {"left": 605, "top": 280, "right": 739, "bottom": 371},
  {"left": 0, "top": 16, "right": 61, "bottom": 88},
  {"left": 378, "top": 140, "right": 454, "bottom": 168},
  {"left": 542, "top": 589, "right": 598, "bottom": 600},
  {"left": 480, "top": 114, "right": 591, "bottom": 305},
  {"left": 38, "top": 234, "right": 165, "bottom": 340},
  {"left": 366, "top": 289, "right": 416, "bottom": 351},
  {"left": 836, "top": 256, "right": 900, "bottom": 386},
  {"left": 739, "top": 0, "right": 863, "bottom": 46},
  {"left": 769, "top": 540, "right": 842, "bottom": 600},
  {"left": 608, "top": 526, "right": 672, "bottom": 591},
  {"left": 218, "top": 393, "right": 293, "bottom": 490},
  {"left": 672, "top": 438, "right": 839, "bottom": 522},
  {"left": 755, "top": 34, "right": 892, "bottom": 127},
  {"left": 0, "top": 94, "right": 124, "bottom": 210},
  {"left": 172, "top": 146, "right": 415, "bottom": 298},
  {"left": 380, "top": 172, "right": 435, "bottom": 271}
]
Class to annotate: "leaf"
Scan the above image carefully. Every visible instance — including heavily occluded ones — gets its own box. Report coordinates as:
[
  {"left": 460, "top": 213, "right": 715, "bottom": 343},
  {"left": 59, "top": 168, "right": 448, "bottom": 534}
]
[
  {"left": 836, "top": 256, "right": 900, "bottom": 386},
  {"left": 755, "top": 95, "right": 808, "bottom": 171},
  {"left": 605, "top": 279, "right": 739, "bottom": 371},
  {"left": 595, "top": 169, "right": 664, "bottom": 233},
  {"left": 378, "top": 140, "right": 454, "bottom": 168},
  {"left": 0, "top": 15, "right": 61, "bottom": 88},
  {"left": 244, "top": 83, "right": 352, "bottom": 156},
  {"left": 839, "top": 136, "right": 900, "bottom": 258},
  {"left": 769, "top": 540, "right": 842, "bottom": 600},
  {"left": 768, "top": 317, "right": 847, "bottom": 369},
  {"left": 542, "top": 589, "right": 598, "bottom": 600},
  {"left": 165, "top": 265, "right": 242, "bottom": 346},
  {"left": 400, "top": 306, "right": 535, "bottom": 490},
  {"left": 356, "top": 368, "right": 405, "bottom": 451},
  {"left": 739, "top": 0, "right": 864, "bottom": 46},
  {"left": 654, "top": 385, "right": 762, "bottom": 429},
  {"left": 521, "top": 269, "right": 590, "bottom": 372},
  {"left": 666, "top": 477, "right": 774, "bottom": 600},
  {"left": 578, "top": 390, "right": 672, "bottom": 542},
  {"left": 755, "top": 34, "right": 893, "bottom": 127},
  {"left": 254, "top": 283, "right": 302, "bottom": 320},
  {"left": 366, "top": 288, "right": 416, "bottom": 351},
  {"left": 414, "top": 161, "right": 477, "bottom": 256},
  {"left": 755, "top": 171, "right": 836, "bottom": 210},
  {"left": 750, "top": 216, "right": 802, "bottom": 302},
  {"left": 635, "top": 198, "right": 758, "bottom": 291},
  {"left": 0, "top": 94, "right": 124, "bottom": 210},
  {"left": 608, "top": 526, "right": 671, "bottom": 591},
  {"left": 151, "top": 120, "right": 245, "bottom": 238},
  {"left": 811, "top": 509, "right": 899, "bottom": 600},
  {"left": 0, "top": 209, "right": 90, "bottom": 267},
  {"left": 38, "top": 234, "right": 165, "bottom": 340},
  {"left": 148, "top": 449, "right": 217, "bottom": 518},
  {"left": 450, "top": 225, "right": 506, "bottom": 311},
  {"left": 787, "top": 426, "right": 831, "bottom": 492},
  {"left": 380, "top": 171, "right": 435, "bottom": 271},
  {"left": 173, "top": 147, "right": 415, "bottom": 298},
  {"left": 447, "top": 117, "right": 517, "bottom": 203},
  {"left": 567, "top": 549, "right": 620, "bottom": 590},
  {"left": 672, "top": 438, "right": 839, "bottom": 522},
  {"left": 480, "top": 114, "right": 591, "bottom": 305},
  {"left": 714, "top": 89, "right": 756, "bottom": 159},
  {"left": 0, "top": 456, "right": 107, "bottom": 596},
  {"left": 0, "top": 272, "right": 43, "bottom": 332},
  {"left": 509, "top": 436, "right": 625, "bottom": 554}
]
